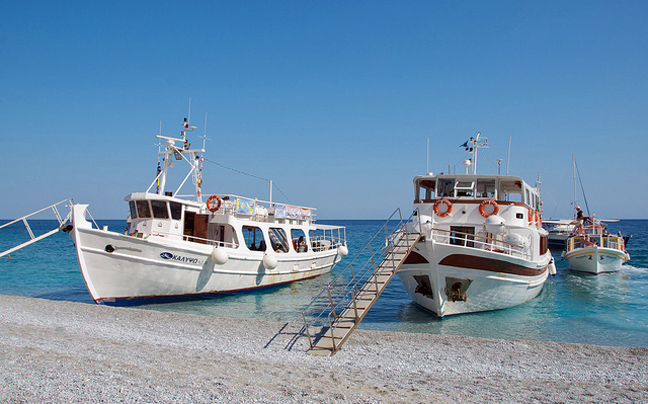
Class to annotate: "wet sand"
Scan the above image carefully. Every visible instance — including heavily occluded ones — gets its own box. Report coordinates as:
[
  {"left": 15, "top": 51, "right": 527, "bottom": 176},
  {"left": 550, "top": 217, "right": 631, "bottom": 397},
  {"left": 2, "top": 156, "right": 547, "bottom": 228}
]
[{"left": 1, "top": 294, "right": 646, "bottom": 403}]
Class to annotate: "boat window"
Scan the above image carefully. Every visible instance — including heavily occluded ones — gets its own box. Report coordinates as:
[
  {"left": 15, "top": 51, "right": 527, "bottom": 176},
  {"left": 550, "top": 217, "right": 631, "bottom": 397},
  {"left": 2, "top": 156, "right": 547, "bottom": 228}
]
[
  {"left": 476, "top": 180, "right": 496, "bottom": 198},
  {"left": 455, "top": 181, "right": 474, "bottom": 197},
  {"left": 242, "top": 226, "right": 266, "bottom": 251},
  {"left": 437, "top": 179, "right": 455, "bottom": 198},
  {"left": 151, "top": 200, "right": 169, "bottom": 219},
  {"left": 269, "top": 228, "right": 289, "bottom": 253},
  {"left": 170, "top": 202, "right": 182, "bottom": 220},
  {"left": 291, "top": 229, "right": 308, "bottom": 253},
  {"left": 499, "top": 180, "right": 523, "bottom": 203},
  {"left": 525, "top": 189, "right": 531, "bottom": 206},
  {"left": 450, "top": 226, "right": 475, "bottom": 248},
  {"left": 129, "top": 201, "right": 138, "bottom": 219},
  {"left": 418, "top": 179, "right": 435, "bottom": 200},
  {"left": 136, "top": 200, "right": 151, "bottom": 218}
]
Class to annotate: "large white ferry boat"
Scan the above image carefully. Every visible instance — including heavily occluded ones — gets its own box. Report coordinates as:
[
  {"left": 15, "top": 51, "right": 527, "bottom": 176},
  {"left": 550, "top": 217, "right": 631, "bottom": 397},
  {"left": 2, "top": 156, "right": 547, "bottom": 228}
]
[
  {"left": 66, "top": 117, "right": 348, "bottom": 304},
  {"left": 397, "top": 134, "right": 555, "bottom": 317}
]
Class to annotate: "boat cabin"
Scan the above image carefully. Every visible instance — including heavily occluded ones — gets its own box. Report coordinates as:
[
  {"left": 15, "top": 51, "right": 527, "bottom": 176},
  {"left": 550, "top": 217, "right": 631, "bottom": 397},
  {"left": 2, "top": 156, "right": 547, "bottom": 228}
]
[
  {"left": 124, "top": 192, "right": 345, "bottom": 254},
  {"left": 412, "top": 173, "right": 548, "bottom": 259},
  {"left": 414, "top": 174, "right": 540, "bottom": 209}
]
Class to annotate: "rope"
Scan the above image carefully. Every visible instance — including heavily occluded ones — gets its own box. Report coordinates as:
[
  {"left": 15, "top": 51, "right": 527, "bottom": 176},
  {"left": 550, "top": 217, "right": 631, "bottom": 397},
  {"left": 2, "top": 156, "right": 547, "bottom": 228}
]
[
  {"left": 480, "top": 149, "right": 497, "bottom": 175},
  {"left": 203, "top": 158, "right": 294, "bottom": 204},
  {"left": 574, "top": 159, "right": 591, "bottom": 216}
]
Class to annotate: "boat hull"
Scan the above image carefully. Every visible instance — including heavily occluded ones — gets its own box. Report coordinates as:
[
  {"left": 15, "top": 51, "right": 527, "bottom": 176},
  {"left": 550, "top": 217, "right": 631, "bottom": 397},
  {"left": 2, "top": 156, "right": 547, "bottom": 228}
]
[
  {"left": 547, "top": 234, "right": 569, "bottom": 251},
  {"left": 565, "top": 246, "right": 627, "bottom": 274},
  {"left": 71, "top": 215, "right": 340, "bottom": 304},
  {"left": 397, "top": 241, "right": 551, "bottom": 317}
]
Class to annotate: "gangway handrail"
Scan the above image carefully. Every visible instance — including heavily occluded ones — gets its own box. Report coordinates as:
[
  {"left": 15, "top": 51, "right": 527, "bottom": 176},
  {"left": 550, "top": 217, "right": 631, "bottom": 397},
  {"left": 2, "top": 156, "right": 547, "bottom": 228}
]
[
  {"left": 301, "top": 207, "right": 421, "bottom": 350},
  {"left": 0, "top": 198, "right": 75, "bottom": 258}
]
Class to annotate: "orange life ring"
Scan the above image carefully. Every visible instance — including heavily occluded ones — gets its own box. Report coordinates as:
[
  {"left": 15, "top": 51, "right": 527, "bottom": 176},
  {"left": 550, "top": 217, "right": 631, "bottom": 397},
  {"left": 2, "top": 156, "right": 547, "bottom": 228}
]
[
  {"left": 479, "top": 199, "right": 499, "bottom": 218},
  {"left": 528, "top": 208, "right": 535, "bottom": 225},
  {"left": 433, "top": 198, "right": 452, "bottom": 217},
  {"left": 206, "top": 194, "right": 221, "bottom": 212},
  {"left": 536, "top": 211, "right": 541, "bottom": 227}
]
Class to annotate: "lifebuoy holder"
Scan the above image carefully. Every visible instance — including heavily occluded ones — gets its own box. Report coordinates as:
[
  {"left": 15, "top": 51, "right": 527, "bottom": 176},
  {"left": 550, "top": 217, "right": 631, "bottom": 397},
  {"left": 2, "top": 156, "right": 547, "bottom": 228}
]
[
  {"left": 433, "top": 198, "right": 453, "bottom": 217},
  {"left": 479, "top": 199, "right": 499, "bottom": 218},
  {"left": 206, "top": 195, "right": 222, "bottom": 212}
]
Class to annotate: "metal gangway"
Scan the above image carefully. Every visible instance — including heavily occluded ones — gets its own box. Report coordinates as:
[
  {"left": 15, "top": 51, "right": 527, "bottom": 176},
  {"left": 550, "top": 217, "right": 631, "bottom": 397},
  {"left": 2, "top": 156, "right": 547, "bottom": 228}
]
[
  {"left": 0, "top": 198, "right": 75, "bottom": 258},
  {"left": 301, "top": 208, "right": 422, "bottom": 356}
]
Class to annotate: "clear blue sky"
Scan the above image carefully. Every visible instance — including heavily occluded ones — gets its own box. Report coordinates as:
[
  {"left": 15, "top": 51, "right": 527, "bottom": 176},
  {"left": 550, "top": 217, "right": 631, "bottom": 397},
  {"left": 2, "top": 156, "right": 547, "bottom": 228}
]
[{"left": 2, "top": 1, "right": 647, "bottom": 220}]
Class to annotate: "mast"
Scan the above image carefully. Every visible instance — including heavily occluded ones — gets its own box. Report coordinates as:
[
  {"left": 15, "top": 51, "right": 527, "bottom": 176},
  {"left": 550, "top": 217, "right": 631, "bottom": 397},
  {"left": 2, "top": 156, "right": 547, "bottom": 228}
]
[
  {"left": 461, "top": 132, "right": 488, "bottom": 175},
  {"left": 572, "top": 155, "right": 577, "bottom": 220},
  {"left": 148, "top": 117, "right": 204, "bottom": 201}
]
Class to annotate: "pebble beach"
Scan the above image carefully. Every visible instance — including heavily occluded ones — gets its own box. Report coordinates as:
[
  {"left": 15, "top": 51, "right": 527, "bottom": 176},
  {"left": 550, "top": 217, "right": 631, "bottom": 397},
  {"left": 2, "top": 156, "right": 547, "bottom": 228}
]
[{"left": 1, "top": 294, "right": 647, "bottom": 403}]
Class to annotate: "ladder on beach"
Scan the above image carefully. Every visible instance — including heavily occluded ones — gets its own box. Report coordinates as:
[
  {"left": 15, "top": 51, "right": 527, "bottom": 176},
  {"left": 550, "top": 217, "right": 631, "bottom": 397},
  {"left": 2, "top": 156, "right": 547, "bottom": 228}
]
[
  {"left": 302, "top": 208, "right": 422, "bottom": 356},
  {"left": 0, "top": 198, "right": 75, "bottom": 258}
]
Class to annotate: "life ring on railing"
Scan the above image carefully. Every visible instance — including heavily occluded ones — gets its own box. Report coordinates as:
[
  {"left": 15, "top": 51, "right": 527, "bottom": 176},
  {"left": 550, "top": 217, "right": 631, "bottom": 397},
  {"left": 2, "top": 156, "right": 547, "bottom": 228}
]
[
  {"left": 479, "top": 199, "right": 499, "bottom": 218},
  {"left": 528, "top": 208, "right": 535, "bottom": 225},
  {"left": 536, "top": 211, "right": 542, "bottom": 227},
  {"left": 433, "top": 198, "right": 452, "bottom": 218},
  {"left": 206, "top": 195, "right": 222, "bottom": 212}
]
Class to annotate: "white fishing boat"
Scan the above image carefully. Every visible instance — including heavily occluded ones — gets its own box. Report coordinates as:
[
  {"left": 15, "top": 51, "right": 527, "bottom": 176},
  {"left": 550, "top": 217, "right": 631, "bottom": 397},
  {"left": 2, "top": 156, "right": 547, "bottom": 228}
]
[
  {"left": 562, "top": 219, "right": 629, "bottom": 274},
  {"left": 544, "top": 157, "right": 631, "bottom": 252},
  {"left": 2, "top": 115, "right": 348, "bottom": 305},
  {"left": 397, "top": 134, "right": 555, "bottom": 317}
]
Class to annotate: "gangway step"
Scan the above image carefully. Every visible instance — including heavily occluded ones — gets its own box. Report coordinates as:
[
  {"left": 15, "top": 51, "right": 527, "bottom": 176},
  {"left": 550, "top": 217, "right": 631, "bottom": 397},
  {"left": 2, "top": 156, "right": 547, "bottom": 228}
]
[{"left": 303, "top": 216, "right": 423, "bottom": 356}]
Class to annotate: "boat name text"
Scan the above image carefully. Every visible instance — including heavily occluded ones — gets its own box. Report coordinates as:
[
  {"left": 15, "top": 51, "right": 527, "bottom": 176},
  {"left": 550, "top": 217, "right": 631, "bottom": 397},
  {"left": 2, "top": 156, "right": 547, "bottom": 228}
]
[{"left": 160, "top": 252, "right": 200, "bottom": 264}]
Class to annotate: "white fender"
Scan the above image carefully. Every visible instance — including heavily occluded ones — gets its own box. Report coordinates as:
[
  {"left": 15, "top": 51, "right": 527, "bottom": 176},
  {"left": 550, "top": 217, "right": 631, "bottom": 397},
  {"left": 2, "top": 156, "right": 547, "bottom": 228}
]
[
  {"left": 210, "top": 247, "right": 229, "bottom": 265},
  {"left": 263, "top": 253, "right": 278, "bottom": 270},
  {"left": 549, "top": 257, "right": 557, "bottom": 276},
  {"left": 337, "top": 245, "right": 349, "bottom": 257}
]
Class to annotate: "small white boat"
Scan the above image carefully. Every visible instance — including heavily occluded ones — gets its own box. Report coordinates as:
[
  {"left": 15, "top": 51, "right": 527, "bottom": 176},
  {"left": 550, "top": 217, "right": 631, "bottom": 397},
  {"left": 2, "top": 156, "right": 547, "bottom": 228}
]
[
  {"left": 397, "top": 134, "right": 555, "bottom": 317},
  {"left": 562, "top": 219, "right": 630, "bottom": 274},
  {"left": 66, "top": 116, "right": 348, "bottom": 304}
]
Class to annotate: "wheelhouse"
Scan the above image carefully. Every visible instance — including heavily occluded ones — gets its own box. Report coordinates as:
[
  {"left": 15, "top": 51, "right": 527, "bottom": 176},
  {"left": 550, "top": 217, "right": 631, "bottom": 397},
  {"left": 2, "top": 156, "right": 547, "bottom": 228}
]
[{"left": 414, "top": 174, "right": 540, "bottom": 209}]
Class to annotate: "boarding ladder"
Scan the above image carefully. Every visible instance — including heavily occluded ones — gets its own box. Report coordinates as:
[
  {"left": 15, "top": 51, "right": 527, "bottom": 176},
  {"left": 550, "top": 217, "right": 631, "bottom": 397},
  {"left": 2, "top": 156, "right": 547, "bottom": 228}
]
[
  {"left": 301, "top": 208, "right": 422, "bottom": 356},
  {"left": 0, "top": 198, "right": 75, "bottom": 258}
]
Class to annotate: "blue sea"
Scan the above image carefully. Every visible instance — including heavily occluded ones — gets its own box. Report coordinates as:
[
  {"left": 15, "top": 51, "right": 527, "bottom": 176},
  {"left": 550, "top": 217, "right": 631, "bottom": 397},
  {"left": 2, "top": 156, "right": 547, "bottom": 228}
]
[{"left": 1, "top": 219, "right": 647, "bottom": 347}]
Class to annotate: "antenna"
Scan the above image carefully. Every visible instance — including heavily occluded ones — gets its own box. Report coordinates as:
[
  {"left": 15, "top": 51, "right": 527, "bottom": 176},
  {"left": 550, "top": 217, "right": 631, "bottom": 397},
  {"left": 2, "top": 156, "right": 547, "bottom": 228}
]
[
  {"left": 506, "top": 136, "right": 511, "bottom": 175},
  {"left": 426, "top": 138, "right": 429, "bottom": 174},
  {"left": 201, "top": 112, "right": 209, "bottom": 151},
  {"left": 187, "top": 97, "right": 192, "bottom": 127}
]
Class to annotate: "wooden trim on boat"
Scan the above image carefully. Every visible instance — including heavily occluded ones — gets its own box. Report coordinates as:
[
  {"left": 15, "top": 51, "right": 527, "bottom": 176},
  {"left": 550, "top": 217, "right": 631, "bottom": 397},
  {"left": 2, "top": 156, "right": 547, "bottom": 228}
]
[
  {"left": 402, "top": 251, "right": 429, "bottom": 264},
  {"left": 415, "top": 199, "right": 528, "bottom": 208},
  {"left": 439, "top": 254, "right": 547, "bottom": 276}
]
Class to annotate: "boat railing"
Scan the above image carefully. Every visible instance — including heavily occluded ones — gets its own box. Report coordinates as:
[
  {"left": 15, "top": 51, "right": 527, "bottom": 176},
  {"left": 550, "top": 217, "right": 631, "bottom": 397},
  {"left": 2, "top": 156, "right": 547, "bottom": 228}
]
[
  {"left": 301, "top": 208, "right": 419, "bottom": 350},
  {"left": 310, "top": 236, "right": 346, "bottom": 252},
  {"left": 0, "top": 198, "right": 75, "bottom": 258},
  {"left": 310, "top": 225, "right": 346, "bottom": 251},
  {"left": 568, "top": 235, "right": 624, "bottom": 251},
  {"left": 209, "top": 194, "right": 317, "bottom": 221},
  {"left": 430, "top": 227, "right": 533, "bottom": 260}
]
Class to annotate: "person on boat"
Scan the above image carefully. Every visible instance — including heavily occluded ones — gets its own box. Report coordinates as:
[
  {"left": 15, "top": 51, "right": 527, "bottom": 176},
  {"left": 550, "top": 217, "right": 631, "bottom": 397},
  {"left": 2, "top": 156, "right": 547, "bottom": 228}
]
[
  {"left": 297, "top": 236, "right": 307, "bottom": 253},
  {"left": 575, "top": 206, "right": 586, "bottom": 234}
]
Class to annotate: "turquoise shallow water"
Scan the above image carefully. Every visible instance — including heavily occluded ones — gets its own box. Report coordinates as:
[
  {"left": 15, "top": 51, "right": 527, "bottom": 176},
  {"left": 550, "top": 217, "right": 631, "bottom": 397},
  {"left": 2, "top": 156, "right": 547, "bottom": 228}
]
[{"left": 1, "top": 219, "right": 647, "bottom": 347}]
